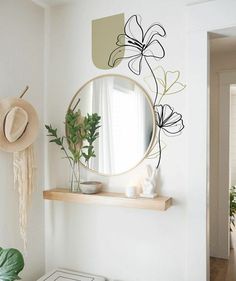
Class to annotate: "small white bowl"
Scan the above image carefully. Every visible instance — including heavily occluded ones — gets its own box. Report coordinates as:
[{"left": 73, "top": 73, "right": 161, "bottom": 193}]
[{"left": 80, "top": 181, "right": 102, "bottom": 194}]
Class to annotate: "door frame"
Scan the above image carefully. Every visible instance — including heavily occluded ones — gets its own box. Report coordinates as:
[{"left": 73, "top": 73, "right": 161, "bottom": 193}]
[
  {"left": 218, "top": 71, "right": 236, "bottom": 258},
  {"left": 187, "top": 2, "right": 236, "bottom": 281}
]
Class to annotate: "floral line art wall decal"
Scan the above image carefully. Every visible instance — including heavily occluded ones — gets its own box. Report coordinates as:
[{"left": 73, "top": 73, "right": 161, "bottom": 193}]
[
  {"left": 145, "top": 66, "right": 186, "bottom": 167},
  {"left": 108, "top": 14, "right": 185, "bottom": 170},
  {"left": 155, "top": 104, "right": 184, "bottom": 169},
  {"left": 108, "top": 14, "right": 166, "bottom": 106},
  {"left": 144, "top": 66, "right": 186, "bottom": 104}
]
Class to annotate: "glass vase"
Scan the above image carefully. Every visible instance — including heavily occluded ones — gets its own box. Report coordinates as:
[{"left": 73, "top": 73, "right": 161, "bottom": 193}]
[{"left": 70, "top": 161, "right": 81, "bottom": 193}]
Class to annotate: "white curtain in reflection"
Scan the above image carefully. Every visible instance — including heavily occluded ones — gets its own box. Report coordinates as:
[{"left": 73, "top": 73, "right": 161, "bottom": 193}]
[
  {"left": 88, "top": 77, "right": 149, "bottom": 174},
  {"left": 110, "top": 84, "right": 146, "bottom": 173},
  {"left": 90, "top": 79, "right": 114, "bottom": 173}
]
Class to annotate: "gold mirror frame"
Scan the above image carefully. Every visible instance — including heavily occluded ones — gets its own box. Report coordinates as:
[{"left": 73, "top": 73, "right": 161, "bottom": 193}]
[{"left": 67, "top": 74, "right": 157, "bottom": 176}]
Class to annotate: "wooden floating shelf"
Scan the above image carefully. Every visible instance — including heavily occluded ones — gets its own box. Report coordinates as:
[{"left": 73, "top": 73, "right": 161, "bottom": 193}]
[{"left": 43, "top": 188, "right": 172, "bottom": 211}]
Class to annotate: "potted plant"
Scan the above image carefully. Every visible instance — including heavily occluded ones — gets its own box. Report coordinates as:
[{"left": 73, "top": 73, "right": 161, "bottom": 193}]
[
  {"left": 45, "top": 108, "right": 101, "bottom": 193},
  {"left": 230, "top": 185, "right": 236, "bottom": 248},
  {"left": 0, "top": 247, "right": 24, "bottom": 281}
]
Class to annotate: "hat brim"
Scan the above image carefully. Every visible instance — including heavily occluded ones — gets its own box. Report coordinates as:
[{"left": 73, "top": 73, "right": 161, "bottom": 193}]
[{"left": 0, "top": 98, "right": 39, "bottom": 152}]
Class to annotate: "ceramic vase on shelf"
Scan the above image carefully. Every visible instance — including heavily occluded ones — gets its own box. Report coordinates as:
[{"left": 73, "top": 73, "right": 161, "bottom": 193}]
[{"left": 70, "top": 161, "right": 81, "bottom": 193}]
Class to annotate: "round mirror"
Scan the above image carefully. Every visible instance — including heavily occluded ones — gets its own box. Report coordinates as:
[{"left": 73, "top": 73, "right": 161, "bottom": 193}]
[{"left": 68, "top": 75, "right": 155, "bottom": 175}]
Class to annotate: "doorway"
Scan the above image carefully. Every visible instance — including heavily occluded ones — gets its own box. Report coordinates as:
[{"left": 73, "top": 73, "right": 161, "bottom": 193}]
[
  {"left": 209, "top": 32, "right": 236, "bottom": 281},
  {"left": 186, "top": 2, "right": 236, "bottom": 281}
]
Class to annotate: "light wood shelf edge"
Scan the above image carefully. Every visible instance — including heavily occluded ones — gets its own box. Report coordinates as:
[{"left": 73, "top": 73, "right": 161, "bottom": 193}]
[{"left": 43, "top": 188, "right": 172, "bottom": 211}]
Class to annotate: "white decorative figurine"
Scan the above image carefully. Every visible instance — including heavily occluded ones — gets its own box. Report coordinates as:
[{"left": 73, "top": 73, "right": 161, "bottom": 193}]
[{"left": 140, "top": 165, "right": 158, "bottom": 198}]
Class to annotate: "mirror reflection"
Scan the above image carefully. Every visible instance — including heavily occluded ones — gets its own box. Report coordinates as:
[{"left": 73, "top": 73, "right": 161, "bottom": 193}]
[{"left": 69, "top": 75, "right": 155, "bottom": 175}]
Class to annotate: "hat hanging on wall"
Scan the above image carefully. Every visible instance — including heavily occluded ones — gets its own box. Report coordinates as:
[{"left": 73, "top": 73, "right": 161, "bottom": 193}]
[
  {"left": 0, "top": 87, "right": 39, "bottom": 152},
  {"left": 0, "top": 86, "right": 39, "bottom": 252}
]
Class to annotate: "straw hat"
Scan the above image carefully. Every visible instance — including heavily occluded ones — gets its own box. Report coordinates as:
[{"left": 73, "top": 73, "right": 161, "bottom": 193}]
[{"left": 0, "top": 97, "right": 39, "bottom": 152}]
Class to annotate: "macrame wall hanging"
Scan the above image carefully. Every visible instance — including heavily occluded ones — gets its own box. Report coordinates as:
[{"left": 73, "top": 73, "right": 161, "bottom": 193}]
[{"left": 0, "top": 86, "right": 39, "bottom": 251}]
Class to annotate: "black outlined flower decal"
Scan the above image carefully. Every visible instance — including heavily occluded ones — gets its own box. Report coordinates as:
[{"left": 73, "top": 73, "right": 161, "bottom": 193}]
[
  {"left": 108, "top": 14, "right": 185, "bottom": 170},
  {"left": 154, "top": 104, "right": 184, "bottom": 169},
  {"left": 155, "top": 104, "right": 184, "bottom": 136},
  {"left": 108, "top": 15, "right": 166, "bottom": 76}
]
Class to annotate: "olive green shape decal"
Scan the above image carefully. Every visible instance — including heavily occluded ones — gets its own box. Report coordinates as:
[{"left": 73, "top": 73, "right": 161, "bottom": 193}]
[{"left": 92, "top": 13, "right": 125, "bottom": 69}]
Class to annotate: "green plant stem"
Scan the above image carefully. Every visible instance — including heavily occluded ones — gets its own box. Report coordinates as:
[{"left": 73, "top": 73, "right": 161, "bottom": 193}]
[
  {"left": 62, "top": 140, "right": 80, "bottom": 182},
  {"left": 71, "top": 161, "right": 80, "bottom": 182},
  {"left": 60, "top": 138, "right": 73, "bottom": 166}
]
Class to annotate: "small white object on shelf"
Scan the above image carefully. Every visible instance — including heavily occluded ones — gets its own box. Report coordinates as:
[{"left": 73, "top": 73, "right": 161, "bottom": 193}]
[
  {"left": 80, "top": 181, "right": 102, "bottom": 194},
  {"left": 141, "top": 165, "right": 158, "bottom": 198},
  {"left": 125, "top": 186, "right": 137, "bottom": 198}
]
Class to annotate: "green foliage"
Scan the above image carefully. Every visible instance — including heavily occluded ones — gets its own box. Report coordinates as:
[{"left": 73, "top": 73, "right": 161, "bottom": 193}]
[
  {"left": 83, "top": 113, "right": 101, "bottom": 163},
  {"left": 45, "top": 108, "right": 101, "bottom": 166},
  {"left": 0, "top": 247, "right": 24, "bottom": 281},
  {"left": 230, "top": 186, "right": 236, "bottom": 232},
  {"left": 66, "top": 109, "right": 85, "bottom": 163},
  {"left": 45, "top": 125, "right": 63, "bottom": 146}
]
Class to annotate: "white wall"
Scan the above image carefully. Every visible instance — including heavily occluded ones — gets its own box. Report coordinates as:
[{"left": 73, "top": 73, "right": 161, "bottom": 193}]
[
  {"left": 210, "top": 49, "right": 236, "bottom": 258},
  {"left": 0, "top": 1, "right": 45, "bottom": 280},
  {"left": 27, "top": 1, "right": 236, "bottom": 281},
  {"left": 4, "top": 1, "right": 236, "bottom": 281},
  {"left": 230, "top": 86, "right": 236, "bottom": 185},
  {"left": 45, "top": 1, "right": 187, "bottom": 281}
]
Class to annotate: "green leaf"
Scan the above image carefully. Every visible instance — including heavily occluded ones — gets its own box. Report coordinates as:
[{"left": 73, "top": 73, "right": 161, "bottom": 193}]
[
  {"left": 0, "top": 247, "right": 24, "bottom": 281},
  {"left": 46, "top": 109, "right": 101, "bottom": 164}
]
